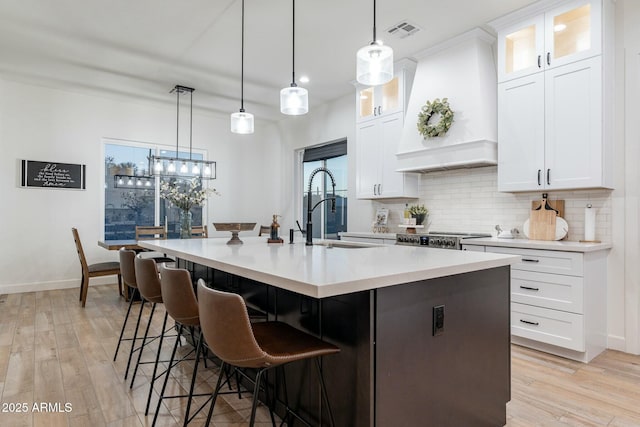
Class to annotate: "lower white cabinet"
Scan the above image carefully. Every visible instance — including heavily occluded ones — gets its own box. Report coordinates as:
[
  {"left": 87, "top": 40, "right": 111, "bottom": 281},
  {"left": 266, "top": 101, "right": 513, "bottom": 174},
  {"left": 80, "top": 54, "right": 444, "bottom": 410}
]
[
  {"left": 340, "top": 234, "right": 396, "bottom": 246},
  {"left": 465, "top": 243, "right": 608, "bottom": 362}
]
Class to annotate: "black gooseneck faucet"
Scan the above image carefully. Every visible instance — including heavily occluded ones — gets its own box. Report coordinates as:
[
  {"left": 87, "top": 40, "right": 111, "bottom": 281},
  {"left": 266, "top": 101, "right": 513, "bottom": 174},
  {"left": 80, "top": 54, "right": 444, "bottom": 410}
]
[{"left": 306, "top": 167, "right": 336, "bottom": 246}]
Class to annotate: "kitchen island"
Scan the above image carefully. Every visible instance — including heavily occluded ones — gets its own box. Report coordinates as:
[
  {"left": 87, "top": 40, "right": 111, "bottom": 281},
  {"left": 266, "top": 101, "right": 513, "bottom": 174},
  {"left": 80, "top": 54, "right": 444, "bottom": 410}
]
[{"left": 140, "top": 237, "right": 519, "bottom": 426}]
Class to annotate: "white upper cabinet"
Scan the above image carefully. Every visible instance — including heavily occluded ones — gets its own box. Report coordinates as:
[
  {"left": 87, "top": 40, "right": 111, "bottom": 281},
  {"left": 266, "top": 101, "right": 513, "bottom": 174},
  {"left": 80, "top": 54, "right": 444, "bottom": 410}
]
[
  {"left": 493, "top": 0, "right": 613, "bottom": 192},
  {"left": 356, "top": 59, "right": 415, "bottom": 123},
  {"left": 355, "top": 59, "right": 419, "bottom": 199},
  {"left": 497, "top": 0, "right": 601, "bottom": 83}
]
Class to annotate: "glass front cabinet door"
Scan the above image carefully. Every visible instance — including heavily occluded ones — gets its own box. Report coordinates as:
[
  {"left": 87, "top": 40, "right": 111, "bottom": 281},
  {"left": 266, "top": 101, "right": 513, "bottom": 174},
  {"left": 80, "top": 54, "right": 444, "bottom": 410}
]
[
  {"left": 497, "top": 0, "right": 601, "bottom": 83},
  {"left": 356, "top": 75, "right": 402, "bottom": 122}
]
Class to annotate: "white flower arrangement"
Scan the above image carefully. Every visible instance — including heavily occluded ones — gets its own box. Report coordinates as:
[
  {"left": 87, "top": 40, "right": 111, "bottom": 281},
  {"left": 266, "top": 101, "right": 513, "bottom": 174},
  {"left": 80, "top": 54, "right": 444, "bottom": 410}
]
[{"left": 159, "top": 178, "right": 219, "bottom": 211}]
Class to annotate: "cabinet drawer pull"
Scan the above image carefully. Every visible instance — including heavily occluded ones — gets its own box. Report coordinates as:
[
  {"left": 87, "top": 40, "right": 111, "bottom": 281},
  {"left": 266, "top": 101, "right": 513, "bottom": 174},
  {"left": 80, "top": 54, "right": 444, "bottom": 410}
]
[
  {"left": 373, "top": 184, "right": 377, "bottom": 195},
  {"left": 546, "top": 52, "right": 551, "bottom": 66},
  {"left": 537, "top": 55, "right": 542, "bottom": 68},
  {"left": 378, "top": 106, "right": 382, "bottom": 115},
  {"left": 521, "top": 258, "right": 540, "bottom": 263},
  {"left": 520, "top": 319, "right": 539, "bottom": 326},
  {"left": 377, "top": 184, "right": 381, "bottom": 194},
  {"left": 519, "top": 285, "right": 540, "bottom": 291},
  {"left": 537, "top": 169, "right": 541, "bottom": 186},
  {"left": 547, "top": 168, "right": 551, "bottom": 185}
]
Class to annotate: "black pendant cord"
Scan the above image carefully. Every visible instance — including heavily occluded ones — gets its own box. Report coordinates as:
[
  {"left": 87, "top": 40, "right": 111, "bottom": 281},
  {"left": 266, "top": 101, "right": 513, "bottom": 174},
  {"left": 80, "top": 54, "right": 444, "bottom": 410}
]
[
  {"left": 189, "top": 90, "right": 193, "bottom": 161},
  {"left": 175, "top": 87, "right": 180, "bottom": 157},
  {"left": 240, "top": 0, "right": 245, "bottom": 112},
  {"left": 372, "top": 0, "right": 377, "bottom": 43},
  {"left": 291, "top": 0, "right": 296, "bottom": 86}
]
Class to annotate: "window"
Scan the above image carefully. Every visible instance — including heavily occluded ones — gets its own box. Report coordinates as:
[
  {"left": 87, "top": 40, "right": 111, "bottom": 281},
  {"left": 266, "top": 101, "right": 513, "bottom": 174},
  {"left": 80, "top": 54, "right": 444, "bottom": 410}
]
[
  {"left": 104, "top": 140, "right": 205, "bottom": 239},
  {"left": 301, "top": 139, "right": 348, "bottom": 240}
]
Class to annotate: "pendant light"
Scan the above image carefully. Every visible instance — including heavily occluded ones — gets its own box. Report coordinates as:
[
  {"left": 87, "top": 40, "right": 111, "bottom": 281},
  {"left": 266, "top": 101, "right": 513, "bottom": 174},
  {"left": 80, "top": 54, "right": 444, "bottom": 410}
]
[
  {"left": 280, "top": 0, "right": 308, "bottom": 115},
  {"left": 356, "top": 0, "right": 393, "bottom": 86},
  {"left": 231, "top": 0, "right": 254, "bottom": 134},
  {"left": 148, "top": 85, "right": 216, "bottom": 180}
]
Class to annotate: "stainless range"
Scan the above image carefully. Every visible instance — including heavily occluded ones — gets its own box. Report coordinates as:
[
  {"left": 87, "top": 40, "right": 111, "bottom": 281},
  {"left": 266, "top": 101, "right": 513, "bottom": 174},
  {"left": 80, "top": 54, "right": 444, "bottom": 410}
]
[{"left": 395, "top": 231, "right": 492, "bottom": 250}]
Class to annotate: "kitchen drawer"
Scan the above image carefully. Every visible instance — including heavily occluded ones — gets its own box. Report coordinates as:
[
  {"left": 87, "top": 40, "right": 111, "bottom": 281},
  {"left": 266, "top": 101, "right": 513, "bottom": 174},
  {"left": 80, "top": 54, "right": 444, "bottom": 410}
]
[
  {"left": 462, "top": 245, "right": 485, "bottom": 252},
  {"left": 511, "top": 302, "right": 585, "bottom": 352},
  {"left": 512, "top": 270, "right": 583, "bottom": 313},
  {"left": 484, "top": 246, "right": 583, "bottom": 276}
]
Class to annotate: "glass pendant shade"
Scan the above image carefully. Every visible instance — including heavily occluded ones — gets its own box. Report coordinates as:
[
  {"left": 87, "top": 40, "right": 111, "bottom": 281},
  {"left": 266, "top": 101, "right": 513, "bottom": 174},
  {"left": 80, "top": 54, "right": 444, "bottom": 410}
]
[
  {"left": 230, "top": 111, "right": 254, "bottom": 134},
  {"left": 167, "top": 160, "right": 176, "bottom": 173},
  {"left": 357, "top": 41, "right": 394, "bottom": 85},
  {"left": 280, "top": 85, "right": 308, "bottom": 115}
]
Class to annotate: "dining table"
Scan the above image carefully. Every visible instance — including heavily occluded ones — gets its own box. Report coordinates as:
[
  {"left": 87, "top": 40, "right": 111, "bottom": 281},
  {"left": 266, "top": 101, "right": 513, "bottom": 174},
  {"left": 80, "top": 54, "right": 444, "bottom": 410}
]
[{"left": 97, "top": 239, "right": 145, "bottom": 251}]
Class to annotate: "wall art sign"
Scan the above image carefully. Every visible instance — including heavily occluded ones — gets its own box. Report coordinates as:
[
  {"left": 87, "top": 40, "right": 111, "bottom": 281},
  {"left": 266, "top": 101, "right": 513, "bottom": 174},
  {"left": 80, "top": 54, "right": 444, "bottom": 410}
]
[{"left": 21, "top": 160, "right": 86, "bottom": 190}]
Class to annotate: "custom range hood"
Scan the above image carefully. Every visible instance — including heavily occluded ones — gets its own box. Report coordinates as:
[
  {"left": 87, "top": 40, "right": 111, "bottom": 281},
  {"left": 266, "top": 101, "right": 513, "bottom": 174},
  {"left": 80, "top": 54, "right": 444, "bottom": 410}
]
[{"left": 396, "top": 28, "right": 497, "bottom": 172}]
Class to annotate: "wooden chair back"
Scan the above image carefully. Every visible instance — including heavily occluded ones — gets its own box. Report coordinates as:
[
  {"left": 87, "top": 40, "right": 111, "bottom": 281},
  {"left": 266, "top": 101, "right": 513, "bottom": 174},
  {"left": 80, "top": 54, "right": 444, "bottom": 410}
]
[
  {"left": 71, "top": 227, "right": 89, "bottom": 276},
  {"left": 135, "top": 225, "right": 167, "bottom": 240},
  {"left": 192, "top": 225, "right": 208, "bottom": 238},
  {"left": 258, "top": 225, "right": 270, "bottom": 236}
]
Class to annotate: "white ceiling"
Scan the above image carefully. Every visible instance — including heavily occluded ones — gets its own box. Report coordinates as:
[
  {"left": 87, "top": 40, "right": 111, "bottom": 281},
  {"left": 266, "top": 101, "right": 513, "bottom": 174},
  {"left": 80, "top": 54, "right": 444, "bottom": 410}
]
[{"left": 0, "top": 0, "right": 537, "bottom": 122}]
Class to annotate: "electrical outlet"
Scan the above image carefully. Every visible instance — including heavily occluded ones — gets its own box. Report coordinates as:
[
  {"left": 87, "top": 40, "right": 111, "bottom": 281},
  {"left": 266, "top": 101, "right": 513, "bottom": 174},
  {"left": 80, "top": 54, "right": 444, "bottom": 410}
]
[{"left": 433, "top": 305, "right": 445, "bottom": 336}]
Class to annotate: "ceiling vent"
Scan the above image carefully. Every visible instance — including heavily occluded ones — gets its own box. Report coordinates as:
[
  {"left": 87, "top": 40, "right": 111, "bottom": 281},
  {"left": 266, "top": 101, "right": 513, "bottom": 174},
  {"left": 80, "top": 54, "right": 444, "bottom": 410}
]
[{"left": 386, "top": 20, "right": 421, "bottom": 39}]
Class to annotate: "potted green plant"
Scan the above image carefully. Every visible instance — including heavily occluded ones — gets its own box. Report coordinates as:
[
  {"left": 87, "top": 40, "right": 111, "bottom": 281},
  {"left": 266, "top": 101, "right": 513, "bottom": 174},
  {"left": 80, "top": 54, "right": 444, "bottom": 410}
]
[{"left": 409, "top": 204, "right": 428, "bottom": 225}]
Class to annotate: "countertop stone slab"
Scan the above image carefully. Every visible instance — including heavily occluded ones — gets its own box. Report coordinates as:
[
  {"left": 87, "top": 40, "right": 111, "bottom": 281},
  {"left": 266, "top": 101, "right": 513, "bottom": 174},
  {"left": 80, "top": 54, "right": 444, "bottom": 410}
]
[{"left": 140, "top": 236, "right": 519, "bottom": 298}]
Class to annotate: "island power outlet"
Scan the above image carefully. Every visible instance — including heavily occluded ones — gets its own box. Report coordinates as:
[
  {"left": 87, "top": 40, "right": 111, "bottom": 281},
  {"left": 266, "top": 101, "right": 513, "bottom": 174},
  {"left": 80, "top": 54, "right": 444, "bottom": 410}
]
[{"left": 433, "top": 305, "right": 445, "bottom": 336}]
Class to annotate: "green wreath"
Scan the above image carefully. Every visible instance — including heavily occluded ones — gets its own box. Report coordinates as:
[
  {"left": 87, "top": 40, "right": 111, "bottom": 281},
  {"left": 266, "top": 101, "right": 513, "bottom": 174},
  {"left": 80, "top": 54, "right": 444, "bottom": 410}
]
[{"left": 417, "top": 98, "right": 454, "bottom": 138}]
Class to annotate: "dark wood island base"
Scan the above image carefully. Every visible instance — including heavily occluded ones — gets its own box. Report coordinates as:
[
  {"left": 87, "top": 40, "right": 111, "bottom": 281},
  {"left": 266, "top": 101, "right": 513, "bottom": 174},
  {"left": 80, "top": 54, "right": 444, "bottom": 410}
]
[{"left": 181, "top": 260, "right": 511, "bottom": 427}]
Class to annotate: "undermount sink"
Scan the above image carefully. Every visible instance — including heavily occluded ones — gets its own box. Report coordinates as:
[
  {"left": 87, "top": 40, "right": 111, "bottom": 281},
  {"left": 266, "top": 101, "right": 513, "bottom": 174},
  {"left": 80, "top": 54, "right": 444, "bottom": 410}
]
[{"left": 313, "top": 241, "right": 381, "bottom": 249}]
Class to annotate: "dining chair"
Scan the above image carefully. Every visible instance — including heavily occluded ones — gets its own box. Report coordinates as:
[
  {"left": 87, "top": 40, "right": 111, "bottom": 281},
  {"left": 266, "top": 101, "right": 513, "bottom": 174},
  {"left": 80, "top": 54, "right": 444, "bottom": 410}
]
[
  {"left": 191, "top": 225, "right": 208, "bottom": 238},
  {"left": 258, "top": 225, "right": 270, "bottom": 236},
  {"left": 136, "top": 225, "right": 168, "bottom": 240},
  {"left": 135, "top": 225, "right": 174, "bottom": 263},
  {"left": 71, "top": 228, "right": 122, "bottom": 307},
  {"left": 197, "top": 280, "right": 340, "bottom": 427}
]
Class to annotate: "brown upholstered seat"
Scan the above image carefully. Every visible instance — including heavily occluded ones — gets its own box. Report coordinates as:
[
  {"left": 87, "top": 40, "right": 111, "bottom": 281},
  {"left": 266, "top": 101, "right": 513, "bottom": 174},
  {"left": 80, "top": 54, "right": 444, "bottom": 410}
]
[
  {"left": 71, "top": 227, "right": 121, "bottom": 307},
  {"left": 197, "top": 280, "right": 340, "bottom": 426}
]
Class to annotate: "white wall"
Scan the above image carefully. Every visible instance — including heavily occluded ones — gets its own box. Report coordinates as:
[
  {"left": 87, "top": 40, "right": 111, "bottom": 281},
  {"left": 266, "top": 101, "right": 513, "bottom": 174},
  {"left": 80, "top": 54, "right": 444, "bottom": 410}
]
[{"left": 0, "top": 79, "right": 281, "bottom": 294}]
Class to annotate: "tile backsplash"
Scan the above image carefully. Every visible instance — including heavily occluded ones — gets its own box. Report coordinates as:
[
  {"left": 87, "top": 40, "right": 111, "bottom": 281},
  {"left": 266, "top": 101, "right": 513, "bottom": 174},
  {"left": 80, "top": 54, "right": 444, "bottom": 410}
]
[{"left": 374, "top": 166, "right": 612, "bottom": 242}]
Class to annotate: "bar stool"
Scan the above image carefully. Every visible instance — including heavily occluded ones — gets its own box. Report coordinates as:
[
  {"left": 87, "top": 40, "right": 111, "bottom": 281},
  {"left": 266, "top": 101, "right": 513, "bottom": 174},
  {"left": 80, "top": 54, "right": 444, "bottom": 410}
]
[
  {"left": 131, "top": 256, "right": 179, "bottom": 415},
  {"left": 196, "top": 280, "right": 340, "bottom": 427},
  {"left": 114, "top": 249, "right": 146, "bottom": 379},
  {"left": 153, "top": 264, "right": 209, "bottom": 427}
]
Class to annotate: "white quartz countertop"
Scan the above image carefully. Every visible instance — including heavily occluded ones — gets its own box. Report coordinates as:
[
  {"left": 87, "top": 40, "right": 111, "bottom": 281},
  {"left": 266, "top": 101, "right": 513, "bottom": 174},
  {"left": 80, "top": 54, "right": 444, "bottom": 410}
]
[
  {"left": 461, "top": 237, "right": 612, "bottom": 253},
  {"left": 140, "top": 236, "right": 519, "bottom": 298}
]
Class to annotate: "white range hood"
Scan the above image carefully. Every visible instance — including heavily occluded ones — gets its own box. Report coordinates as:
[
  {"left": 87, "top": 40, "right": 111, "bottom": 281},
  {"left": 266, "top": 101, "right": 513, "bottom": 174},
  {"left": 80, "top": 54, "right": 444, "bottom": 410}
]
[{"left": 396, "top": 28, "right": 497, "bottom": 172}]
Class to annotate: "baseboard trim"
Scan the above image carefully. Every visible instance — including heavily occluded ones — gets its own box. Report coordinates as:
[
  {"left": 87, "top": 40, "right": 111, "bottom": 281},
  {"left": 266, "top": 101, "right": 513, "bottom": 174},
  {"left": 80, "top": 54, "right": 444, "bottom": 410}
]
[
  {"left": 607, "top": 335, "right": 627, "bottom": 352},
  {"left": 0, "top": 277, "right": 116, "bottom": 295}
]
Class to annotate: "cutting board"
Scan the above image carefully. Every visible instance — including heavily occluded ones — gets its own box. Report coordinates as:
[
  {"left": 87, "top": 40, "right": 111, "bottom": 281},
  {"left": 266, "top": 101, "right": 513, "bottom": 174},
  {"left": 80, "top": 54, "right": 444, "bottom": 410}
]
[{"left": 528, "top": 197, "right": 560, "bottom": 240}]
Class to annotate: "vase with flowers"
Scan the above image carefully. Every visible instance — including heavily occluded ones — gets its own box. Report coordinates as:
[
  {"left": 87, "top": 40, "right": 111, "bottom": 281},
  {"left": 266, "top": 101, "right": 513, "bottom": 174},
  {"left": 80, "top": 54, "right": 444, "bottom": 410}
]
[{"left": 160, "top": 178, "right": 218, "bottom": 238}]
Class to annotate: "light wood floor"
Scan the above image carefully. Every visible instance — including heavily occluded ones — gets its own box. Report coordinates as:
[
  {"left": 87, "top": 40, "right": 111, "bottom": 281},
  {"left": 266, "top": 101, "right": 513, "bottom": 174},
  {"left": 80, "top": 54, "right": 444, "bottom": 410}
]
[{"left": 1, "top": 284, "right": 640, "bottom": 427}]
